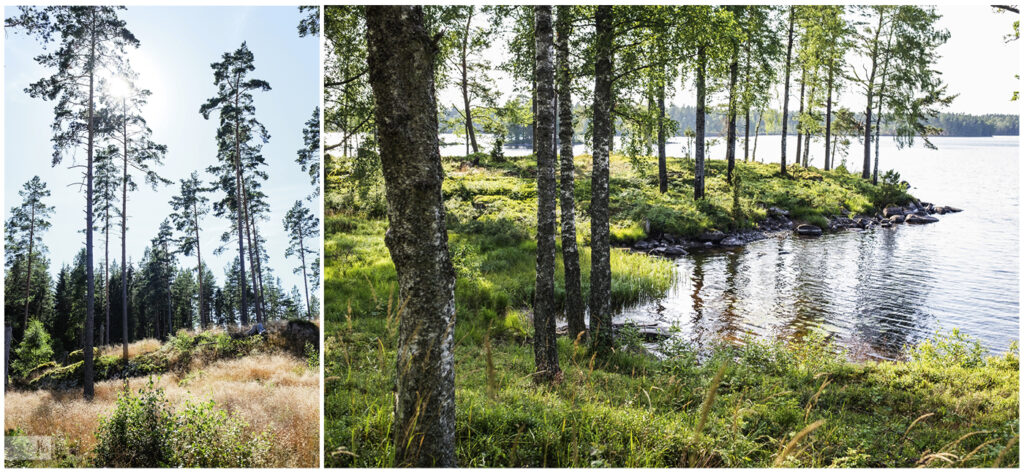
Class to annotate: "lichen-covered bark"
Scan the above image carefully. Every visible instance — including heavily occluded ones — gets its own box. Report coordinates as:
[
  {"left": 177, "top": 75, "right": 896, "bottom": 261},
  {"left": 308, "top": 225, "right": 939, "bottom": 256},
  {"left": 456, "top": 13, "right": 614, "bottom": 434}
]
[
  {"left": 590, "top": 6, "right": 614, "bottom": 355},
  {"left": 532, "top": 6, "right": 560, "bottom": 382},
  {"left": 694, "top": 46, "right": 706, "bottom": 200},
  {"left": 365, "top": 6, "right": 457, "bottom": 467},
  {"left": 780, "top": 6, "right": 795, "bottom": 176},
  {"left": 556, "top": 6, "right": 585, "bottom": 343}
]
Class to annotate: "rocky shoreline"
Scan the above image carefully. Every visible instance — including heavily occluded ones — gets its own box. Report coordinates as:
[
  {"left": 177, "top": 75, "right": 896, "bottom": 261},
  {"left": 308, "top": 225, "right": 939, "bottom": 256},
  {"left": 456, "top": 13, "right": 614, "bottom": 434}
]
[{"left": 631, "top": 200, "right": 962, "bottom": 256}]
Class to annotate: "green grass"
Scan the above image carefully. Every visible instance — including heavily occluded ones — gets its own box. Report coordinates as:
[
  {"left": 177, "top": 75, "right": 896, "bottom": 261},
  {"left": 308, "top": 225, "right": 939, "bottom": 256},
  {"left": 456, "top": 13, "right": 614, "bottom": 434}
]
[
  {"left": 326, "top": 314, "right": 1018, "bottom": 467},
  {"left": 323, "top": 153, "right": 1012, "bottom": 468}
]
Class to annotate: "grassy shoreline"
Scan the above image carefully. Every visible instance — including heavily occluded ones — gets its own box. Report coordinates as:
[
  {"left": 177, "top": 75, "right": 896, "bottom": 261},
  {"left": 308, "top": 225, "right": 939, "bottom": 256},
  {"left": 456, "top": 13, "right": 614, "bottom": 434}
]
[{"left": 324, "top": 153, "right": 1016, "bottom": 468}]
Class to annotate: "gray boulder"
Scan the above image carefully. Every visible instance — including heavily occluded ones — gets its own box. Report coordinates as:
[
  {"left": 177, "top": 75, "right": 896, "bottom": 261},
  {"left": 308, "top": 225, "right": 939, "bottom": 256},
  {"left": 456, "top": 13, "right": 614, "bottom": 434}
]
[
  {"left": 721, "top": 236, "right": 745, "bottom": 246},
  {"left": 905, "top": 214, "right": 939, "bottom": 224},
  {"left": 698, "top": 230, "right": 726, "bottom": 242},
  {"left": 883, "top": 205, "right": 903, "bottom": 218},
  {"left": 796, "top": 224, "right": 823, "bottom": 236}
]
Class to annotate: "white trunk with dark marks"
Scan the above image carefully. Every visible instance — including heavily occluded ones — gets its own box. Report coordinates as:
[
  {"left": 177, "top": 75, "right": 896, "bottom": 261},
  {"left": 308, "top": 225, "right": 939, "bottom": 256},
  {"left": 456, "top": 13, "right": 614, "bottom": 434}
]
[
  {"left": 590, "top": 6, "right": 614, "bottom": 355},
  {"left": 532, "top": 6, "right": 560, "bottom": 382},
  {"left": 366, "top": 6, "right": 457, "bottom": 467},
  {"left": 556, "top": 6, "right": 585, "bottom": 342},
  {"left": 780, "top": 7, "right": 795, "bottom": 176}
]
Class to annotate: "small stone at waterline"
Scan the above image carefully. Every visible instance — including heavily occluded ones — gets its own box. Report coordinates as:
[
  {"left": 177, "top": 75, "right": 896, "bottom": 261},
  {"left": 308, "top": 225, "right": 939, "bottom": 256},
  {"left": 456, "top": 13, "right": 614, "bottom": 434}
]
[
  {"left": 905, "top": 214, "right": 939, "bottom": 224},
  {"left": 796, "top": 224, "right": 823, "bottom": 236}
]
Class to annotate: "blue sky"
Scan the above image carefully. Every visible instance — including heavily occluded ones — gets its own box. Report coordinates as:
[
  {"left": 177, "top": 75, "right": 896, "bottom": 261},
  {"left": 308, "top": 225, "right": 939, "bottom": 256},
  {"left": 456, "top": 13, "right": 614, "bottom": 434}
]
[{"left": 4, "top": 6, "right": 319, "bottom": 295}]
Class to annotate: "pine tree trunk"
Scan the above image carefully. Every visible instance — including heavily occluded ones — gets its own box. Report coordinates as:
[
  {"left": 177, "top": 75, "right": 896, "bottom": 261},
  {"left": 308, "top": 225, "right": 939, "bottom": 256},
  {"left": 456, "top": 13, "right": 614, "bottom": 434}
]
[
  {"left": 104, "top": 188, "right": 110, "bottom": 346},
  {"left": 21, "top": 204, "right": 35, "bottom": 343},
  {"left": 249, "top": 213, "right": 268, "bottom": 320},
  {"left": 589, "top": 5, "right": 614, "bottom": 356},
  {"left": 366, "top": 6, "right": 457, "bottom": 467},
  {"left": 232, "top": 73, "right": 250, "bottom": 327},
  {"left": 780, "top": 6, "right": 795, "bottom": 176},
  {"left": 121, "top": 97, "right": 129, "bottom": 359},
  {"left": 194, "top": 202, "right": 205, "bottom": 329},
  {"left": 298, "top": 230, "right": 311, "bottom": 318},
  {"left": 556, "top": 6, "right": 585, "bottom": 343},
  {"left": 83, "top": 10, "right": 97, "bottom": 400},
  {"left": 695, "top": 46, "right": 707, "bottom": 199},
  {"left": 532, "top": 5, "right": 560, "bottom": 383}
]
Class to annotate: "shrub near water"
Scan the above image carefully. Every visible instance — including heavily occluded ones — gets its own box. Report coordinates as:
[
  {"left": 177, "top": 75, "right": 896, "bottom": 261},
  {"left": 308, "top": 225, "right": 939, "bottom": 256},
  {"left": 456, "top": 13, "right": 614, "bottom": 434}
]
[{"left": 93, "top": 379, "right": 272, "bottom": 468}]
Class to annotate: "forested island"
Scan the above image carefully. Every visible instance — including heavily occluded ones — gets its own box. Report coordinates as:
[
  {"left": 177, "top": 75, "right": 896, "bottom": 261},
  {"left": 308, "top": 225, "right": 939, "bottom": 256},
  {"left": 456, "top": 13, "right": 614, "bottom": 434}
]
[
  {"left": 4, "top": 6, "right": 321, "bottom": 467},
  {"left": 323, "top": 4, "right": 1017, "bottom": 469},
  {"left": 440, "top": 106, "right": 1019, "bottom": 144}
]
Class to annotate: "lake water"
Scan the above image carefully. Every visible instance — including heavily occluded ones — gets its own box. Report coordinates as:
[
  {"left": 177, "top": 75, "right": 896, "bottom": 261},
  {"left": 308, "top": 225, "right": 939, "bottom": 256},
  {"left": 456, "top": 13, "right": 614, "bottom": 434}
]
[
  {"left": 332, "top": 132, "right": 1019, "bottom": 358},
  {"left": 612, "top": 135, "right": 1019, "bottom": 359}
]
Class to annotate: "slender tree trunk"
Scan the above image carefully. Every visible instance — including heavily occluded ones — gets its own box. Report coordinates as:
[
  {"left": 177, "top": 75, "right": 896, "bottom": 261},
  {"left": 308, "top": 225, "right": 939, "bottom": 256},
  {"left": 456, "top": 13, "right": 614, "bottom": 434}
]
[
  {"left": 232, "top": 73, "right": 250, "bottom": 326},
  {"left": 20, "top": 205, "right": 35, "bottom": 343},
  {"left": 461, "top": 8, "right": 479, "bottom": 161},
  {"left": 193, "top": 202, "right": 205, "bottom": 329},
  {"left": 164, "top": 242, "right": 172, "bottom": 339},
  {"left": 780, "top": 6, "right": 795, "bottom": 176},
  {"left": 803, "top": 80, "right": 817, "bottom": 167},
  {"left": 743, "top": 44, "right": 751, "bottom": 162},
  {"left": 658, "top": 76, "right": 667, "bottom": 193},
  {"left": 863, "top": 12, "right": 884, "bottom": 180},
  {"left": 83, "top": 11, "right": 97, "bottom": 400},
  {"left": 121, "top": 97, "right": 129, "bottom": 359},
  {"left": 796, "top": 66, "right": 805, "bottom": 167},
  {"left": 824, "top": 68, "right": 833, "bottom": 171},
  {"left": 298, "top": 230, "right": 311, "bottom": 318},
  {"left": 590, "top": 5, "right": 614, "bottom": 356},
  {"left": 532, "top": 6, "right": 560, "bottom": 382},
  {"left": 695, "top": 46, "right": 707, "bottom": 199},
  {"left": 240, "top": 187, "right": 262, "bottom": 323},
  {"left": 104, "top": 188, "right": 110, "bottom": 346},
  {"left": 556, "top": 5, "right": 585, "bottom": 343},
  {"left": 366, "top": 6, "right": 457, "bottom": 467},
  {"left": 872, "top": 32, "right": 894, "bottom": 186},
  {"left": 248, "top": 211, "right": 268, "bottom": 320},
  {"left": 726, "top": 42, "right": 739, "bottom": 183},
  {"left": 753, "top": 110, "right": 762, "bottom": 161}
]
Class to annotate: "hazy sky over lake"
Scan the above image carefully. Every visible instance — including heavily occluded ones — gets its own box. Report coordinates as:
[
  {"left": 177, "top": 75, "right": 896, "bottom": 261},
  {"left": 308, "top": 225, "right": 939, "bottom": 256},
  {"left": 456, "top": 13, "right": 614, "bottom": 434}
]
[{"left": 438, "top": 4, "right": 1020, "bottom": 116}]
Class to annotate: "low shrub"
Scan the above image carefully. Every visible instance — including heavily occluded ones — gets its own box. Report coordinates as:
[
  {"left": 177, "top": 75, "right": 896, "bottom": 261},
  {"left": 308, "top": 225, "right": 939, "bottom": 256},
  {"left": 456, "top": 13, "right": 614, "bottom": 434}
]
[{"left": 93, "top": 379, "right": 272, "bottom": 468}]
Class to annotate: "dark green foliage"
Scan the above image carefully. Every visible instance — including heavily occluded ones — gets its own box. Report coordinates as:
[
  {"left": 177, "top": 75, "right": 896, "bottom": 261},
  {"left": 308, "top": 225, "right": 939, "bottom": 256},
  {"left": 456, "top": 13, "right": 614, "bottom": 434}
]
[
  {"left": 11, "top": 320, "right": 54, "bottom": 379},
  {"left": 93, "top": 379, "right": 271, "bottom": 468},
  {"left": 871, "top": 170, "right": 911, "bottom": 209},
  {"left": 93, "top": 380, "right": 175, "bottom": 467}
]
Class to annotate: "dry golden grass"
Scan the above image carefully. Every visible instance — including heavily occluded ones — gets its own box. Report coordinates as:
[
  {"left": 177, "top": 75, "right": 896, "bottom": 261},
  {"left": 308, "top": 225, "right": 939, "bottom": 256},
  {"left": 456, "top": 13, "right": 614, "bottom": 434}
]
[
  {"left": 98, "top": 338, "right": 163, "bottom": 359},
  {"left": 5, "top": 353, "right": 319, "bottom": 468}
]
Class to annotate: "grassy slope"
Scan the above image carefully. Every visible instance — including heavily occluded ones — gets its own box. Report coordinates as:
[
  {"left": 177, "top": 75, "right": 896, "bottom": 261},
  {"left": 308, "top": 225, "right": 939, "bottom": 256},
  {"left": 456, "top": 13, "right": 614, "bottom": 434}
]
[
  {"left": 5, "top": 331, "right": 320, "bottom": 467},
  {"left": 324, "top": 154, "right": 1016, "bottom": 467}
]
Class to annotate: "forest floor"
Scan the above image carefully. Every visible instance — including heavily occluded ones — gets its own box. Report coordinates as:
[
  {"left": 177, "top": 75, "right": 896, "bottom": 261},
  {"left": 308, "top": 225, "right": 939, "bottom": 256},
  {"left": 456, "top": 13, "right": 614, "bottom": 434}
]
[
  {"left": 4, "top": 327, "right": 320, "bottom": 468},
  {"left": 323, "top": 152, "right": 1018, "bottom": 468}
]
